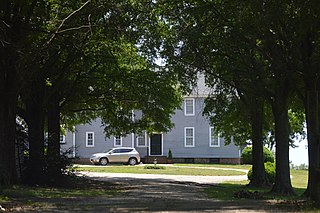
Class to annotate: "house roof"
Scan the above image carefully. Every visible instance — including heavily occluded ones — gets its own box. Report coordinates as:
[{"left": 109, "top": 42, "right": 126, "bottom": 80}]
[{"left": 187, "top": 74, "right": 211, "bottom": 98}]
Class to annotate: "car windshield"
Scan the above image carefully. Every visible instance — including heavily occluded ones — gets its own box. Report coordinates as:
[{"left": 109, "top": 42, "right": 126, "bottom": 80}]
[{"left": 106, "top": 148, "right": 113, "bottom": 153}]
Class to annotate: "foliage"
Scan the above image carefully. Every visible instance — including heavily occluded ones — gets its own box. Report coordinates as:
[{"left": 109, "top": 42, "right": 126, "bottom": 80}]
[
  {"left": 290, "top": 163, "right": 308, "bottom": 171},
  {"left": 248, "top": 162, "right": 276, "bottom": 184},
  {"left": 241, "top": 147, "right": 274, "bottom": 165},
  {"left": 233, "top": 190, "right": 263, "bottom": 200},
  {"left": 144, "top": 165, "right": 165, "bottom": 170},
  {"left": 167, "top": 149, "right": 173, "bottom": 159}
]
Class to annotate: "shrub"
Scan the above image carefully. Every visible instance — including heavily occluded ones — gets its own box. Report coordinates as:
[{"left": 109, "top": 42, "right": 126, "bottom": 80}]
[
  {"left": 168, "top": 149, "right": 173, "bottom": 159},
  {"left": 241, "top": 146, "right": 274, "bottom": 164},
  {"left": 144, "top": 165, "right": 165, "bottom": 170},
  {"left": 247, "top": 162, "right": 276, "bottom": 184}
]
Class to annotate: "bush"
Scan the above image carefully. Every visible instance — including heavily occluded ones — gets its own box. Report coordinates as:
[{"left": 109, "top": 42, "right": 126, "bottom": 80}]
[
  {"left": 247, "top": 162, "right": 276, "bottom": 184},
  {"left": 168, "top": 149, "right": 173, "bottom": 159},
  {"left": 144, "top": 165, "right": 165, "bottom": 170},
  {"left": 241, "top": 146, "right": 274, "bottom": 164}
]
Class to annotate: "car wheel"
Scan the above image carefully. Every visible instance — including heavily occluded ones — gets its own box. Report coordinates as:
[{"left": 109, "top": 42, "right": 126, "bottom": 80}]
[
  {"left": 100, "top": 158, "right": 108, "bottom": 166},
  {"left": 128, "top": 158, "right": 137, "bottom": 166}
]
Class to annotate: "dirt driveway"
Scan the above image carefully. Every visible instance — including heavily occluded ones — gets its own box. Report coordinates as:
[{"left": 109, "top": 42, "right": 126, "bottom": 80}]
[{"left": 77, "top": 171, "right": 290, "bottom": 212}]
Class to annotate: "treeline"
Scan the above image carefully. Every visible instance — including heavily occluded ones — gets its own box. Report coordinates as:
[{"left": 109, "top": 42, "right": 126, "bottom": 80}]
[
  {"left": 1, "top": 0, "right": 320, "bottom": 202},
  {"left": 0, "top": 1, "right": 181, "bottom": 185},
  {"left": 156, "top": 0, "right": 320, "bottom": 201}
]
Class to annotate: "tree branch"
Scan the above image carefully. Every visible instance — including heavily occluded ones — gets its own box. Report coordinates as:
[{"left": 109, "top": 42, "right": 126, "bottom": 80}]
[{"left": 45, "top": 0, "right": 91, "bottom": 46}]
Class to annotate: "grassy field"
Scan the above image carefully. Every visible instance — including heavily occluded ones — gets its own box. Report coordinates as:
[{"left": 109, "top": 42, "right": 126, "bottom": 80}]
[
  {"left": 0, "top": 176, "right": 122, "bottom": 211},
  {"left": 75, "top": 165, "right": 246, "bottom": 176},
  {"left": 174, "top": 163, "right": 252, "bottom": 170},
  {"left": 204, "top": 169, "right": 308, "bottom": 201},
  {"left": 0, "top": 165, "right": 311, "bottom": 212}
]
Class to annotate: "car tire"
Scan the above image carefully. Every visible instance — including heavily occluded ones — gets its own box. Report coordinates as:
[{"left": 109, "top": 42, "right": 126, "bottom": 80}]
[
  {"left": 128, "top": 158, "right": 137, "bottom": 166},
  {"left": 99, "top": 158, "right": 108, "bottom": 166}
]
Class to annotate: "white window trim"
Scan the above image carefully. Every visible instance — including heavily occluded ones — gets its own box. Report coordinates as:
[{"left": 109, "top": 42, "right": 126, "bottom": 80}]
[
  {"left": 86, "top": 132, "right": 94, "bottom": 147},
  {"left": 114, "top": 136, "right": 122, "bottom": 147},
  {"left": 209, "top": 127, "right": 220, "bottom": 147},
  {"left": 136, "top": 132, "right": 147, "bottom": 147},
  {"left": 60, "top": 135, "right": 66, "bottom": 144},
  {"left": 184, "top": 127, "right": 195, "bottom": 147},
  {"left": 184, "top": 98, "right": 195, "bottom": 116}
]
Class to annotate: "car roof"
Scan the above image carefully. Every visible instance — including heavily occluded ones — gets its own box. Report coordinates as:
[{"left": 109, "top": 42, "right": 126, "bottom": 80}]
[{"left": 112, "top": 147, "right": 135, "bottom": 149}]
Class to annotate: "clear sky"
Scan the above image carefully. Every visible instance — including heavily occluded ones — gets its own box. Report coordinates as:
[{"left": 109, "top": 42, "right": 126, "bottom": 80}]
[{"left": 289, "top": 139, "right": 308, "bottom": 166}]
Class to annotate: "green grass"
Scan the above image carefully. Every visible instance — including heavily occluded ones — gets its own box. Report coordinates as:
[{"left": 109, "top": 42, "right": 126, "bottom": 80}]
[
  {"left": 76, "top": 165, "right": 246, "bottom": 176},
  {"left": 204, "top": 169, "right": 308, "bottom": 201},
  {"left": 0, "top": 177, "right": 122, "bottom": 210},
  {"left": 1, "top": 185, "right": 119, "bottom": 199},
  {"left": 291, "top": 170, "right": 308, "bottom": 189},
  {"left": 174, "top": 163, "right": 251, "bottom": 170}
]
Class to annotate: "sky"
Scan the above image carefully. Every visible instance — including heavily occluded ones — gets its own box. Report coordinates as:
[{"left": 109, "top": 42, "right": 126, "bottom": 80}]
[{"left": 289, "top": 139, "right": 308, "bottom": 166}]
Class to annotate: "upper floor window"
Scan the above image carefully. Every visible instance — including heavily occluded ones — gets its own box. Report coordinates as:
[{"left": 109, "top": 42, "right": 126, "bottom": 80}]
[
  {"left": 184, "top": 98, "right": 195, "bottom": 116},
  {"left": 137, "top": 132, "right": 147, "bottom": 147},
  {"left": 114, "top": 136, "right": 122, "bottom": 147},
  {"left": 184, "top": 127, "right": 195, "bottom": 147},
  {"left": 86, "top": 132, "right": 94, "bottom": 147},
  {"left": 209, "top": 127, "right": 220, "bottom": 147},
  {"left": 60, "top": 135, "right": 66, "bottom": 144}
]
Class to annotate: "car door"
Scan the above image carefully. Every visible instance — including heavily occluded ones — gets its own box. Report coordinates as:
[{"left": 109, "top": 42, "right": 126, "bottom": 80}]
[
  {"left": 119, "top": 148, "right": 133, "bottom": 162},
  {"left": 108, "top": 149, "right": 122, "bottom": 162}
]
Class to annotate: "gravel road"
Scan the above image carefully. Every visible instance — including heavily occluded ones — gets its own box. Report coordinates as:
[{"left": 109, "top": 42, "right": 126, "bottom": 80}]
[{"left": 76, "top": 170, "right": 288, "bottom": 212}]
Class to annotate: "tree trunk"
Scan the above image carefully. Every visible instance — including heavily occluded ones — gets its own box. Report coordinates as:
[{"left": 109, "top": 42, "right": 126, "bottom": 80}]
[
  {"left": 47, "top": 91, "right": 62, "bottom": 181},
  {"left": 248, "top": 98, "right": 268, "bottom": 187},
  {"left": 271, "top": 97, "right": 294, "bottom": 195},
  {"left": 304, "top": 90, "right": 320, "bottom": 200},
  {"left": 0, "top": 66, "right": 19, "bottom": 185},
  {"left": 23, "top": 78, "right": 46, "bottom": 184},
  {"left": 300, "top": 34, "right": 320, "bottom": 201}
]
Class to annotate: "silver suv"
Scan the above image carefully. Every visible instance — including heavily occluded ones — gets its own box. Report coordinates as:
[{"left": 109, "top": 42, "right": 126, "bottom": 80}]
[{"left": 90, "top": 147, "right": 140, "bottom": 166}]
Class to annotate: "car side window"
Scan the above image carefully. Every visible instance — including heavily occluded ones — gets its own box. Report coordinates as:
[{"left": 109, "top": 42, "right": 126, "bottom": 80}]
[
  {"left": 112, "top": 149, "right": 121, "bottom": 153},
  {"left": 120, "top": 149, "right": 132, "bottom": 153}
]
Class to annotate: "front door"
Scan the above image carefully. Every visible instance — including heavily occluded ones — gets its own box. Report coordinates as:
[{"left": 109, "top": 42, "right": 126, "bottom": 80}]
[{"left": 150, "top": 134, "right": 162, "bottom": 156}]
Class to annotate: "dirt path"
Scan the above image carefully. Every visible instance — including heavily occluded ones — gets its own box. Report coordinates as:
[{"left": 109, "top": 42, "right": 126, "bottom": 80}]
[
  {"left": 6, "top": 171, "right": 298, "bottom": 212},
  {"left": 77, "top": 172, "right": 289, "bottom": 212}
]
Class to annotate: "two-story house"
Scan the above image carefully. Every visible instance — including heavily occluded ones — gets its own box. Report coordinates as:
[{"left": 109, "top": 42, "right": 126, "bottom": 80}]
[{"left": 61, "top": 78, "right": 241, "bottom": 164}]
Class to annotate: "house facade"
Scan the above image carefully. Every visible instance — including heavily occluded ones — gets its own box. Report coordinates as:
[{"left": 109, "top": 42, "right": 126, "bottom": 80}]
[{"left": 61, "top": 94, "right": 241, "bottom": 164}]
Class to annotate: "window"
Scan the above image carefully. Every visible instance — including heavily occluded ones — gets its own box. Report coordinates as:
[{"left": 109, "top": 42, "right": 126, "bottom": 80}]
[
  {"left": 209, "top": 127, "right": 220, "bottom": 147},
  {"left": 137, "top": 132, "right": 147, "bottom": 147},
  {"left": 86, "top": 132, "right": 94, "bottom": 147},
  {"left": 184, "top": 127, "right": 195, "bottom": 147},
  {"left": 120, "top": 148, "right": 133, "bottom": 153},
  {"left": 114, "top": 136, "right": 122, "bottom": 147},
  {"left": 60, "top": 135, "right": 66, "bottom": 144},
  {"left": 184, "top": 98, "right": 195, "bottom": 116}
]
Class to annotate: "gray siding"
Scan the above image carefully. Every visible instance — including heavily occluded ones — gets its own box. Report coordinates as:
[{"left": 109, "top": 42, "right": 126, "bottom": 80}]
[
  {"left": 65, "top": 97, "right": 240, "bottom": 159},
  {"left": 162, "top": 97, "right": 240, "bottom": 158},
  {"left": 63, "top": 118, "right": 133, "bottom": 158}
]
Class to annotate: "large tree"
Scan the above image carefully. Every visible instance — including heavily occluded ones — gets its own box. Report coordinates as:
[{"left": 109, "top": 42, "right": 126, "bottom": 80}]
[
  {"left": 0, "top": 0, "right": 49, "bottom": 185},
  {"left": 0, "top": 0, "right": 182, "bottom": 185},
  {"left": 157, "top": 0, "right": 273, "bottom": 187}
]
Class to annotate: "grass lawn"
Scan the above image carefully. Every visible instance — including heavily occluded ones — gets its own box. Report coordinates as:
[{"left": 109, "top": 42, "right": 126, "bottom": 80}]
[
  {"left": 75, "top": 165, "right": 247, "bottom": 176},
  {"left": 174, "top": 163, "right": 251, "bottom": 170},
  {"left": 204, "top": 169, "right": 308, "bottom": 201},
  {"left": 0, "top": 176, "right": 121, "bottom": 211}
]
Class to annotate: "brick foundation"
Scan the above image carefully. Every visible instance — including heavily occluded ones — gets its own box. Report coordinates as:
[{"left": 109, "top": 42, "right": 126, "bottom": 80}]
[
  {"left": 142, "top": 156, "right": 167, "bottom": 164},
  {"left": 173, "top": 158, "right": 240, "bottom": 164},
  {"left": 72, "top": 157, "right": 241, "bottom": 165},
  {"left": 219, "top": 158, "right": 241, "bottom": 164}
]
